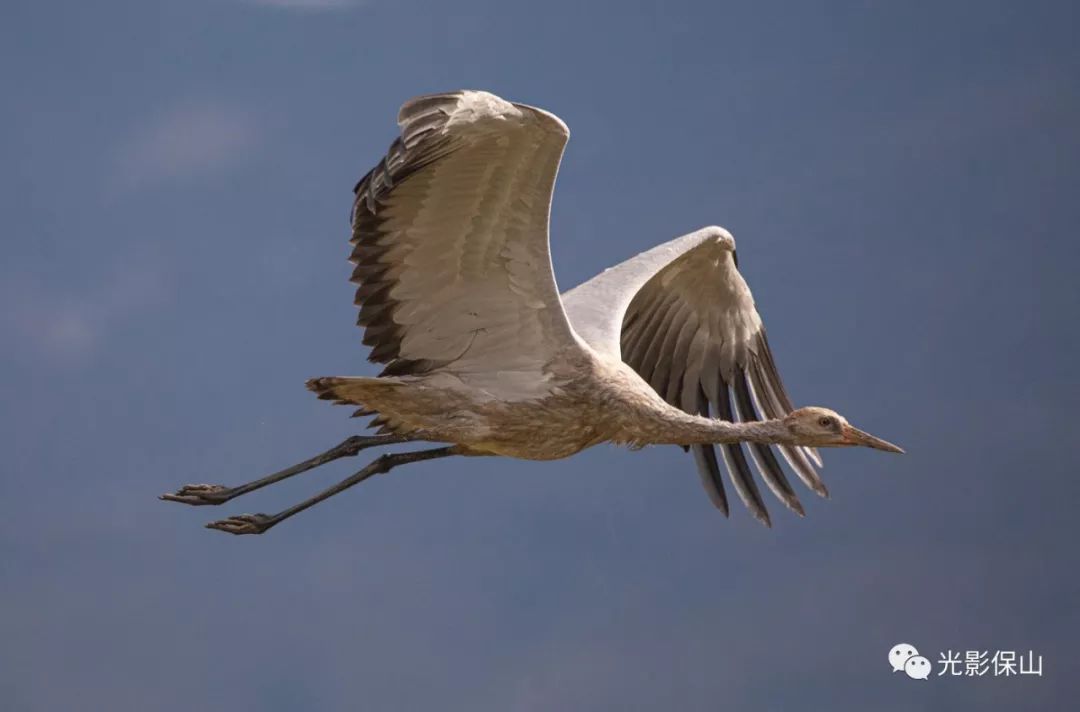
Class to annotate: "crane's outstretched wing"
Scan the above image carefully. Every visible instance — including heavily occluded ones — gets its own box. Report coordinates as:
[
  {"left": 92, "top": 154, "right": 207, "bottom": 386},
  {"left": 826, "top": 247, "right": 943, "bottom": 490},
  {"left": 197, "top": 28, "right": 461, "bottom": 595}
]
[
  {"left": 561, "top": 227, "right": 826, "bottom": 526},
  {"left": 350, "top": 91, "right": 581, "bottom": 397}
]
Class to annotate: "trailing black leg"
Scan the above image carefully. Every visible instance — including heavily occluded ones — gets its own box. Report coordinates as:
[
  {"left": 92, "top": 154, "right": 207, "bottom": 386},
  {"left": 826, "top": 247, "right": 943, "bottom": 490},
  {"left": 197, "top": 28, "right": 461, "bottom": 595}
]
[
  {"left": 160, "top": 433, "right": 410, "bottom": 506},
  {"left": 205, "top": 446, "right": 459, "bottom": 535}
]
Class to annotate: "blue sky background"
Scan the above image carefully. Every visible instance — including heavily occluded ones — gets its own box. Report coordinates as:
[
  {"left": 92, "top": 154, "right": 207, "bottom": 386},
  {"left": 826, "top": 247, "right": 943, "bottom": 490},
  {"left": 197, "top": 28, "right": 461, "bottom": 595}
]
[{"left": 2, "top": 0, "right": 1078, "bottom": 709}]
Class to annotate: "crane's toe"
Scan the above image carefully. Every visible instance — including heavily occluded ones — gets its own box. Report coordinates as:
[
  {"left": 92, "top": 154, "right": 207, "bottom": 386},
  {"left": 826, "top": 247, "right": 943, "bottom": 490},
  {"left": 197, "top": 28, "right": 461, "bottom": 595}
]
[
  {"left": 205, "top": 513, "right": 273, "bottom": 536},
  {"left": 160, "top": 484, "right": 233, "bottom": 506}
]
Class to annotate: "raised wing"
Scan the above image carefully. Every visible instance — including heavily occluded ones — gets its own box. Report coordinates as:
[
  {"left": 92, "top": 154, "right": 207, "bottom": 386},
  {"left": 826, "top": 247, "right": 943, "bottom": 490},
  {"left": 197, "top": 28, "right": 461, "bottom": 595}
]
[
  {"left": 561, "top": 227, "right": 826, "bottom": 526},
  {"left": 350, "top": 91, "right": 581, "bottom": 396}
]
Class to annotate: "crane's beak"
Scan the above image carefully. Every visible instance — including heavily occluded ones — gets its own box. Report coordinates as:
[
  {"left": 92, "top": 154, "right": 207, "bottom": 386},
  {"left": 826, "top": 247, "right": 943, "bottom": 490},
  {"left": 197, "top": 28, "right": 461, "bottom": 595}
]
[{"left": 842, "top": 424, "right": 905, "bottom": 454}]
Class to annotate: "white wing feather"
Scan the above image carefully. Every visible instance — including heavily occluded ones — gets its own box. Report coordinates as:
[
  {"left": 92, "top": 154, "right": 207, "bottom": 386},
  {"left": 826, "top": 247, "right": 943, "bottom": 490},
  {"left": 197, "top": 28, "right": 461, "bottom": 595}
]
[{"left": 350, "top": 91, "right": 582, "bottom": 396}]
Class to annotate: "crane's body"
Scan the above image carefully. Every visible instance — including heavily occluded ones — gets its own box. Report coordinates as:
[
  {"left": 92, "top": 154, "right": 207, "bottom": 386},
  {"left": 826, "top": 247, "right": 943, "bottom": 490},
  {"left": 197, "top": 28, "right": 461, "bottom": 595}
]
[
  {"left": 310, "top": 342, "right": 723, "bottom": 461},
  {"left": 162, "top": 90, "right": 901, "bottom": 535},
  {"left": 309, "top": 349, "right": 632, "bottom": 461}
]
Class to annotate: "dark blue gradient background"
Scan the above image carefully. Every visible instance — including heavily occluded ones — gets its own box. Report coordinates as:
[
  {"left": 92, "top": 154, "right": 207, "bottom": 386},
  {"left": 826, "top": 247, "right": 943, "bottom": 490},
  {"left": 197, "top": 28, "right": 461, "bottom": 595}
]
[{"left": 2, "top": 1, "right": 1077, "bottom": 709}]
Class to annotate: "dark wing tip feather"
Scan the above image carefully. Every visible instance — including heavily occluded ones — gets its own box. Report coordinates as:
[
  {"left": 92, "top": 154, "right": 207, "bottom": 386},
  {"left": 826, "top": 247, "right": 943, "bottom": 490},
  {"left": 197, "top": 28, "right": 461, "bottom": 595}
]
[
  {"left": 712, "top": 378, "right": 771, "bottom": 527},
  {"left": 347, "top": 94, "right": 470, "bottom": 377},
  {"left": 691, "top": 388, "right": 728, "bottom": 516},
  {"left": 733, "top": 370, "right": 805, "bottom": 516},
  {"left": 747, "top": 343, "right": 830, "bottom": 499},
  {"left": 693, "top": 444, "right": 729, "bottom": 517}
]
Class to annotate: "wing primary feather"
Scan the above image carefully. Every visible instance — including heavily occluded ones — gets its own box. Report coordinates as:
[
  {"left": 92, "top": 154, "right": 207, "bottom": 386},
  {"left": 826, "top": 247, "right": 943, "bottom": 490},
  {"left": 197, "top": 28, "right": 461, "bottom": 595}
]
[
  {"left": 748, "top": 360, "right": 829, "bottom": 498},
  {"left": 733, "top": 370, "right": 804, "bottom": 516},
  {"left": 710, "top": 376, "right": 770, "bottom": 527},
  {"left": 691, "top": 387, "right": 728, "bottom": 515},
  {"left": 755, "top": 331, "right": 822, "bottom": 467},
  {"left": 754, "top": 331, "right": 795, "bottom": 409}
]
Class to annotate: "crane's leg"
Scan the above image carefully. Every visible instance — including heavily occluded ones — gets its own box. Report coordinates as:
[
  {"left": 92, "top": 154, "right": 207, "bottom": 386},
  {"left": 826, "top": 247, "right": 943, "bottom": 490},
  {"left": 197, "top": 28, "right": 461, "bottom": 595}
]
[
  {"left": 160, "top": 433, "right": 411, "bottom": 506},
  {"left": 204, "top": 446, "right": 459, "bottom": 535}
]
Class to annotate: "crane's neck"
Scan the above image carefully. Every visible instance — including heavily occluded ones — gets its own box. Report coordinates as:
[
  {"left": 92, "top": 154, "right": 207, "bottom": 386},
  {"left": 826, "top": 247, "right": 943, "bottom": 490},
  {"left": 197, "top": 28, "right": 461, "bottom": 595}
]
[
  {"left": 594, "top": 360, "right": 793, "bottom": 448},
  {"left": 629, "top": 406, "right": 791, "bottom": 447}
]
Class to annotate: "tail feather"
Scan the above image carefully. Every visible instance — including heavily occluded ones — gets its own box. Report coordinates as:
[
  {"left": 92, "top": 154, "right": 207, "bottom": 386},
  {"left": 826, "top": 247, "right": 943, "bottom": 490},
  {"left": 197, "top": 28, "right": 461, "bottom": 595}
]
[
  {"left": 306, "top": 376, "right": 414, "bottom": 437},
  {"left": 306, "top": 376, "right": 391, "bottom": 407}
]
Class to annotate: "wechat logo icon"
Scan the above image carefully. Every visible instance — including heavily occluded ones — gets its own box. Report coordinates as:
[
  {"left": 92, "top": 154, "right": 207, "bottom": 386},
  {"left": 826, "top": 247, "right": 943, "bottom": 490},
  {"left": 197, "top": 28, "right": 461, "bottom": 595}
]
[{"left": 889, "top": 643, "right": 930, "bottom": 681}]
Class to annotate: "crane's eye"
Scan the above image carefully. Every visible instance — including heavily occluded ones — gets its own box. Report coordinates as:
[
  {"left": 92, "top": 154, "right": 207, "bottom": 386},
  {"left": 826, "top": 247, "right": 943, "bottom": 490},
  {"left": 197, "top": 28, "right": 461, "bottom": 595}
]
[{"left": 818, "top": 417, "right": 834, "bottom": 428}]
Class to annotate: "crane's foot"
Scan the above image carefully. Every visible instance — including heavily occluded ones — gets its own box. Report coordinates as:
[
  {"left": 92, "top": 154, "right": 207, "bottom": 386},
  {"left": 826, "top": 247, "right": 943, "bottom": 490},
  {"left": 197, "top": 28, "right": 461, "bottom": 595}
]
[
  {"left": 205, "top": 513, "right": 274, "bottom": 536},
  {"left": 160, "top": 484, "right": 233, "bottom": 506}
]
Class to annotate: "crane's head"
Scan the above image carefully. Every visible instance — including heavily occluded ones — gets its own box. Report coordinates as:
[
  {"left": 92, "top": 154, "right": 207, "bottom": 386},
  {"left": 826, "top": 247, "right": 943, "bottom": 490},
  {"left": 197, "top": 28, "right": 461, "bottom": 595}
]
[{"left": 782, "top": 407, "right": 904, "bottom": 452}]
